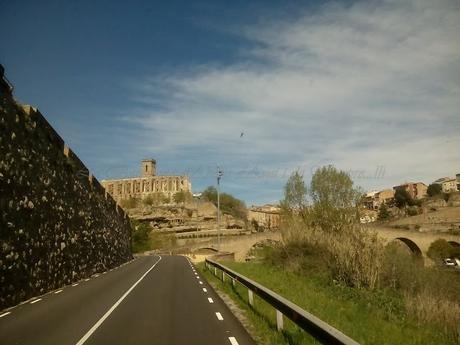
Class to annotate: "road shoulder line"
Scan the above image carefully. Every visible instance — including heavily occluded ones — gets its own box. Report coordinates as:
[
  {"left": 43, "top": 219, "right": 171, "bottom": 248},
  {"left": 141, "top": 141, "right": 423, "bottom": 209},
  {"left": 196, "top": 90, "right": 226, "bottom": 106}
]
[{"left": 75, "top": 256, "right": 162, "bottom": 345}]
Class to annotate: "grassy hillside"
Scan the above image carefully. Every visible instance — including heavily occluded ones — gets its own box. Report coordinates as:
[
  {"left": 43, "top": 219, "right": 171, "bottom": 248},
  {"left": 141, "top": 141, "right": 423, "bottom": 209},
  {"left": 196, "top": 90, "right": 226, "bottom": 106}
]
[{"left": 199, "top": 261, "right": 457, "bottom": 345}]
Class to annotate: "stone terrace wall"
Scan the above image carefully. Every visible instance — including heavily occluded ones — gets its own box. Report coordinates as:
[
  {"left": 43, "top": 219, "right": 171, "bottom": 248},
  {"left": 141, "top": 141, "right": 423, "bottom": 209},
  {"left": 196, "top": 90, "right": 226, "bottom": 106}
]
[{"left": 0, "top": 75, "right": 132, "bottom": 310}]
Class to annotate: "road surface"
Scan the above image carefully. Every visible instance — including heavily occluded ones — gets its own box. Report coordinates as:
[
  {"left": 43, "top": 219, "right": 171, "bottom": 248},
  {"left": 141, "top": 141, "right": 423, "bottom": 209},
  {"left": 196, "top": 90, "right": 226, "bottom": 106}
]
[{"left": 0, "top": 255, "right": 256, "bottom": 345}]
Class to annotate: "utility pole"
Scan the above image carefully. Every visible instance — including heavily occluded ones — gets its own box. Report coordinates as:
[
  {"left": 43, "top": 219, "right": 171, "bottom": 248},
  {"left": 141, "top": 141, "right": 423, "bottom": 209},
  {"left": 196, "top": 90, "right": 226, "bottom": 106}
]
[{"left": 217, "top": 166, "right": 223, "bottom": 251}]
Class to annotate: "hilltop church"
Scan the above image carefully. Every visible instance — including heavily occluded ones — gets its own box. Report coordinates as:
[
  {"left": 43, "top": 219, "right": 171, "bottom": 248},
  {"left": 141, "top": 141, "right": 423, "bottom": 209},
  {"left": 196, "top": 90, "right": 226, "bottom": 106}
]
[{"left": 101, "top": 159, "right": 192, "bottom": 202}]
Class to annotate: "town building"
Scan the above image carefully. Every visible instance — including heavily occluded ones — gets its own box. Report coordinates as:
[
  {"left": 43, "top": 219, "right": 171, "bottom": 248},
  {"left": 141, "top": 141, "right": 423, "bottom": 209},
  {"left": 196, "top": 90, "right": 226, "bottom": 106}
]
[
  {"left": 101, "top": 159, "right": 192, "bottom": 202},
  {"left": 363, "top": 189, "right": 395, "bottom": 210},
  {"left": 433, "top": 177, "right": 458, "bottom": 193},
  {"left": 393, "top": 182, "right": 427, "bottom": 199},
  {"left": 248, "top": 204, "right": 281, "bottom": 230}
]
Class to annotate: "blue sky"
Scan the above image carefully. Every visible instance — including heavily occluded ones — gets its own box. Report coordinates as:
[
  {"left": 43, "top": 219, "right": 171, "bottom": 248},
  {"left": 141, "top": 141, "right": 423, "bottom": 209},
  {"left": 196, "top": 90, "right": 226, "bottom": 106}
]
[{"left": 1, "top": 0, "right": 459, "bottom": 205}]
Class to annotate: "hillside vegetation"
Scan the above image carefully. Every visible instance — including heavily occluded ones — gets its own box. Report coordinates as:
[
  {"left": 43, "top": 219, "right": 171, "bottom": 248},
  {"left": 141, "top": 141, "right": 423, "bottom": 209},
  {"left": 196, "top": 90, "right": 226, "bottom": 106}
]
[{"left": 207, "top": 166, "right": 460, "bottom": 344}]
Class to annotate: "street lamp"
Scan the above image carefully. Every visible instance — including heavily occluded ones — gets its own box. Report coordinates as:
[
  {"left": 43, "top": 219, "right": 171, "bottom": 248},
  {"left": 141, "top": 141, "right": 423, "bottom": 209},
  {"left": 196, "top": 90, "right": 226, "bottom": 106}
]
[{"left": 217, "top": 167, "right": 223, "bottom": 251}]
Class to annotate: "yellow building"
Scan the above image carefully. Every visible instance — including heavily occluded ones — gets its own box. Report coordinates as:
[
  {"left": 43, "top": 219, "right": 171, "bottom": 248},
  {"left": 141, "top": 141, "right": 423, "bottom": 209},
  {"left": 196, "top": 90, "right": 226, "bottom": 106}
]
[
  {"left": 248, "top": 205, "right": 281, "bottom": 230},
  {"left": 101, "top": 159, "right": 191, "bottom": 202}
]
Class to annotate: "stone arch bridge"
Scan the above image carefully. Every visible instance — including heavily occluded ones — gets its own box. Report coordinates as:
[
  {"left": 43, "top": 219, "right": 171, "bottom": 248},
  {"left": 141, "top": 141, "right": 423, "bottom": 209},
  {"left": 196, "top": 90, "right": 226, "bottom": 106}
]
[
  {"left": 189, "top": 229, "right": 460, "bottom": 262},
  {"left": 373, "top": 227, "right": 460, "bottom": 258}
]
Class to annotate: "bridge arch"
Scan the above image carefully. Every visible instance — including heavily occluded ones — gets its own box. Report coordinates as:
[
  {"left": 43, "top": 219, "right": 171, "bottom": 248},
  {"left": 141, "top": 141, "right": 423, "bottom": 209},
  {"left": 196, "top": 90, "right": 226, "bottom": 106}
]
[
  {"left": 192, "top": 247, "right": 219, "bottom": 254},
  {"left": 394, "top": 237, "right": 423, "bottom": 257}
]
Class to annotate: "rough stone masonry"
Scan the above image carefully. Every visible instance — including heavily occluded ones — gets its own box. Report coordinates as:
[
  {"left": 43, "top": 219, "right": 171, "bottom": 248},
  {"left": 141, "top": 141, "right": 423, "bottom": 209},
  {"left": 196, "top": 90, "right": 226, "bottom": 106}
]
[{"left": 0, "top": 68, "right": 132, "bottom": 310}]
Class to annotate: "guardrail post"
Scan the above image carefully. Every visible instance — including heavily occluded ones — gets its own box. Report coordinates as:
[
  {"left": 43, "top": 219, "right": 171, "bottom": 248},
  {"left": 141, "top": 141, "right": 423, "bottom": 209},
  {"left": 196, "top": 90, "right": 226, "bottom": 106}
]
[
  {"left": 276, "top": 310, "right": 284, "bottom": 331},
  {"left": 206, "top": 259, "right": 360, "bottom": 345}
]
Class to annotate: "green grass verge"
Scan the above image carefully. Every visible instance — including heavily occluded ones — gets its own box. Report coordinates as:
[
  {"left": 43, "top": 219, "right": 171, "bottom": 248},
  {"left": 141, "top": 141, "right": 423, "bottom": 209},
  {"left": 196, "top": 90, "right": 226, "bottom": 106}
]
[{"left": 198, "top": 261, "right": 456, "bottom": 345}]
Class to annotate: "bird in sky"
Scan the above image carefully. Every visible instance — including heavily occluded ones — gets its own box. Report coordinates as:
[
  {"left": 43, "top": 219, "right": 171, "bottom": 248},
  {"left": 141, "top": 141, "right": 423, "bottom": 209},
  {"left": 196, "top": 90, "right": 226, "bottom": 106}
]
[{"left": 240, "top": 132, "right": 244, "bottom": 137}]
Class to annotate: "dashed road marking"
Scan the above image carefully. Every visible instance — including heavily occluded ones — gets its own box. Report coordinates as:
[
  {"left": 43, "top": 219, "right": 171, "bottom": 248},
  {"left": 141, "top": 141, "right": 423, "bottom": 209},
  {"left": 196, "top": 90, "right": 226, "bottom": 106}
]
[
  {"left": 215, "top": 312, "right": 224, "bottom": 321},
  {"left": 30, "top": 298, "right": 42, "bottom": 304},
  {"left": 196, "top": 276, "right": 200, "bottom": 279},
  {"left": 229, "top": 337, "right": 239, "bottom": 345},
  {"left": 208, "top": 298, "right": 214, "bottom": 303},
  {"left": 203, "top": 288, "right": 207, "bottom": 292},
  {"left": 0, "top": 311, "right": 11, "bottom": 318},
  {"left": 199, "top": 281, "right": 203, "bottom": 284},
  {"left": 72, "top": 283, "right": 79, "bottom": 287},
  {"left": 84, "top": 278, "right": 90, "bottom": 282},
  {"left": 94, "top": 274, "right": 100, "bottom": 278},
  {"left": 54, "top": 290, "right": 63, "bottom": 294}
]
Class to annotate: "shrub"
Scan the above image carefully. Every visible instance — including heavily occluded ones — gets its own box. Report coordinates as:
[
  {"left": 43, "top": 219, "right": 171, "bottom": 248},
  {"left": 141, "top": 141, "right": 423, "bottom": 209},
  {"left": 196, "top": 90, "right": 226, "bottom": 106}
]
[
  {"left": 405, "top": 291, "right": 460, "bottom": 343},
  {"left": 202, "top": 186, "right": 247, "bottom": 220},
  {"left": 173, "top": 191, "right": 193, "bottom": 204},
  {"left": 120, "top": 197, "right": 139, "bottom": 209},
  {"left": 275, "top": 168, "right": 460, "bottom": 340},
  {"left": 427, "top": 183, "right": 442, "bottom": 197},
  {"left": 309, "top": 165, "right": 362, "bottom": 234},
  {"left": 407, "top": 206, "right": 419, "bottom": 216},
  {"left": 394, "top": 188, "right": 412, "bottom": 208},
  {"left": 131, "top": 220, "right": 151, "bottom": 253},
  {"left": 279, "top": 167, "right": 383, "bottom": 289},
  {"left": 378, "top": 204, "right": 391, "bottom": 220},
  {"left": 142, "top": 193, "right": 170, "bottom": 206},
  {"left": 427, "top": 239, "right": 455, "bottom": 262},
  {"left": 142, "top": 195, "right": 154, "bottom": 206}
]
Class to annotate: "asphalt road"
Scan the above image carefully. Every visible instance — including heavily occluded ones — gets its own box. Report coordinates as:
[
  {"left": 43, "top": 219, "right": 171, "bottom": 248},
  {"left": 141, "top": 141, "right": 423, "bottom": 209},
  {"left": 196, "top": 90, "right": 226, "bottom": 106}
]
[{"left": 0, "top": 255, "right": 256, "bottom": 345}]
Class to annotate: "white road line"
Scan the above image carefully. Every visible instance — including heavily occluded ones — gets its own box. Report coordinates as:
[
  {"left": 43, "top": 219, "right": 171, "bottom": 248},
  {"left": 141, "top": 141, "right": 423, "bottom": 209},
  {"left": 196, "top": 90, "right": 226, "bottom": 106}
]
[
  {"left": 94, "top": 274, "right": 100, "bottom": 278},
  {"left": 229, "top": 337, "right": 239, "bottom": 345},
  {"left": 215, "top": 312, "right": 224, "bottom": 321},
  {"left": 84, "top": 278, "right": 90, "bottom": 282},
  {"left": 196, "top": 276, "right": 200, "bottom": 279},
  {"left": 0, "top": 311, "right": 11, "bottom": 318},
  {"left": 203, "top": 288, "right": 207, "bottom": 292},
  {"left": 54, "top": 290, "right": 63, "bottom": 294},
  {"left": 30, "top": 298, "right": 42, "bottom": 304},
  {"left": 75, "top": 256, "right": 162, "bottom": 345},
  {"left": 72, "top": 283, "right": 79, "bottom": 287},
  {"left": 199, "top": 281, "right": 203, "bottom": 284},
  {"left": 208, "top": 298, "right": 214, "bottom": 303}
]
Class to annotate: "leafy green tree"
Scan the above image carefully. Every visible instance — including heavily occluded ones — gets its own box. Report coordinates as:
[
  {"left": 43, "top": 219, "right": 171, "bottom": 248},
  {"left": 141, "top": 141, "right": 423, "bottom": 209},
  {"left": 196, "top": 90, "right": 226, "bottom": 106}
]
[
  {"left": 427, "top": 239, "right": 454, "bottom": 263},
  {"left": 378, "top": 204, "right": 391, "bottom": 221},
  {"left": 202, "top": 186, "right": 217, "bottom": 204},
  {"left": 142, "top": 193, "right": 170, "bottom": 206},
  {"left": 309, "top": 165, "right": 362, "bottom": 232},
  {"left": 173, "top": 191, "right": 193, "bottom": 204},
  {"left": 310, "top": 166, "right": 362, "bottom": 208},
  {"left": 120, "top": 197, "right": 139, "bottom": 209},
  {"left": 280, "top": 170, "right": 308, "bottom": 212},
  {"left": 202, "top": 186, "right": 247, "bottom": 220},
  {"left": 427, "top": 183, "right": 442, "bottom": 197},
  {"left": 394, "top": 188, "right": 412, "bottom": 208},
  {"left": 131, "top": 220, "right": 151, "bottom": 253}
]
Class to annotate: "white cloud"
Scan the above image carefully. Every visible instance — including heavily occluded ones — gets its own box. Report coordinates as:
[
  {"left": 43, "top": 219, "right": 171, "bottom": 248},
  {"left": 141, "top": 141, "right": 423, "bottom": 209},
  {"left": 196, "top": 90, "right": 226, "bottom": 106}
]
[{"left": 128, "top": 0, "right": 460, "bottom": 202}]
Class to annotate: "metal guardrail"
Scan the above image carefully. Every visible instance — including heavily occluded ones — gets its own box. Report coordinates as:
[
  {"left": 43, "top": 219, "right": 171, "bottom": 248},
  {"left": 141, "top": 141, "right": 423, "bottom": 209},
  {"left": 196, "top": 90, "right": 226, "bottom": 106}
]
[{"left": 205, "top": 258, "right": 360, "bottom": 345}]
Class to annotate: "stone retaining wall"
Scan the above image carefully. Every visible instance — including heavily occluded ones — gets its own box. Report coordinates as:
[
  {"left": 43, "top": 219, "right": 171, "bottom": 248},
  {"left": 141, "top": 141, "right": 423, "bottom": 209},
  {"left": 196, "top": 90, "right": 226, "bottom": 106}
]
[{"left": 0, "top": 73, "right": 132, "bottom": 310}]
